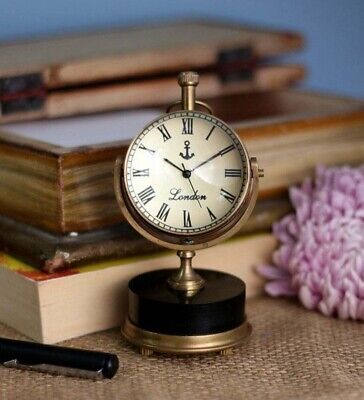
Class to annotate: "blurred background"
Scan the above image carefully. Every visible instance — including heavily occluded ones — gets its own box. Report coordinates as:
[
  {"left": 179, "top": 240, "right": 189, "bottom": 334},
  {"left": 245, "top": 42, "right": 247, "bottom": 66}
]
[{"left": 0, "top": 0, "right": 363, "bottom": 98}]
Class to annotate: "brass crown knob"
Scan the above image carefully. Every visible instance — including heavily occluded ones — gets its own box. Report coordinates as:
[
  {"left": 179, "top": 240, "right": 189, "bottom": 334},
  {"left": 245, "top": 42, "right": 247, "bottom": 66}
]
[{"left": 178, "top": 71, "right": 199, "bottom": 87}]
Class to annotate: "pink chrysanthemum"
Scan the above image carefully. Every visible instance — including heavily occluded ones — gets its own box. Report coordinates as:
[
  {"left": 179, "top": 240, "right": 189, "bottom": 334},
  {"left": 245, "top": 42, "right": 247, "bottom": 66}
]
[{"left": 257, "top": 165, "right": 364, "bottom": 320}]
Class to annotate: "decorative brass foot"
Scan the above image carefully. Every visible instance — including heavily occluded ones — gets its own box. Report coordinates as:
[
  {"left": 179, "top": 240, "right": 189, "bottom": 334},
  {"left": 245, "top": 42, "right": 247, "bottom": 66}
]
[
  {"left": 140, "top": 347, "right": 154, "bottom": 356},
  {"left": 220, "top": 348, "right": 233, "bottom": 356}
]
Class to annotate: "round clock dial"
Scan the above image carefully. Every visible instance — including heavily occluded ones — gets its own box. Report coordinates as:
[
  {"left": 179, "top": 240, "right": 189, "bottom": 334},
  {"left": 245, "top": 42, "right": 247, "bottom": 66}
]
[{"left": 124, "top": 111, "right": 249, "bottom": 235}]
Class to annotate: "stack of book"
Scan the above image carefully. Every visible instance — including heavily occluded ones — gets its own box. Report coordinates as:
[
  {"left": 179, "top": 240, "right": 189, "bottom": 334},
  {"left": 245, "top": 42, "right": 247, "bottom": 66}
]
[{"left": 0, "top": 21, "right": 363, "bottom": 344}]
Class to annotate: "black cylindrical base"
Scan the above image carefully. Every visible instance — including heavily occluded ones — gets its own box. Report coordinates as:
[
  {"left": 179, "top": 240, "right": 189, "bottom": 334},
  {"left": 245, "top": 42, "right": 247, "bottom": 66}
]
[{"left": 127, "top": 269, "right": 246, "bottom": 336}]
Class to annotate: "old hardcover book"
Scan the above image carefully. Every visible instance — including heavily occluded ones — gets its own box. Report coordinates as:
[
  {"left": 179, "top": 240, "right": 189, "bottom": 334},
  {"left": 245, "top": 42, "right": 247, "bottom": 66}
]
[
  {"left": 0, "top": 197, "right": 291, "bottom": 271},
  {"left": 0, "top": 233, "right": 276, "bottom": 343},
  {"left": 0, "top": 20, "right": 304, "bottom": 123},
  {"left": 0, "top": 90, "right": 363, "bottom": 233}
]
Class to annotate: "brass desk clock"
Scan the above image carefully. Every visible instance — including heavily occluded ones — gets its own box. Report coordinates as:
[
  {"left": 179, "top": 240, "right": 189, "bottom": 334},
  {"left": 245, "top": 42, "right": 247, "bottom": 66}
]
[{"left": 114, "top": 71, "right": 263, "bottom": 355}]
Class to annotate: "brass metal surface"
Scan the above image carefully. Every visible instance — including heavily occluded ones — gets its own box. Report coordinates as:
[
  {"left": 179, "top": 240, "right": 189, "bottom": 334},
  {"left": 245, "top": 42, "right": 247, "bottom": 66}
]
[
  {"left": 165, "top": 100, "right": 213, "bottom": 114},
  {"left": 166, "top": 72, "right": 213, "bottom": 114},
  {"left": 178, "top": 71, "right": 199, "bottom": 111},
  {"left": 114, "top": 71, "right": 261, "bottom": 297},
  {"left": 167, "top": 250, "right": 205, "bottom": 295},
  {"left": 114, "top": 74, "right": 261, "bottom": 253},
  {"left": 122, "top": 317, "right": 252, "bottom": 355}
]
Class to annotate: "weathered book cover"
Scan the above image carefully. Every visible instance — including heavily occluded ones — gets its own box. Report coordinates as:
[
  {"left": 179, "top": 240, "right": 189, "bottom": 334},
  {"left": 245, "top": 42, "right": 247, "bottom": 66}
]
[
  {"left": 0, "top": 20, "right": 304, "bottom": 123},
  {"left": 0, "top": 197, "right": 291, "bottom": 271}
]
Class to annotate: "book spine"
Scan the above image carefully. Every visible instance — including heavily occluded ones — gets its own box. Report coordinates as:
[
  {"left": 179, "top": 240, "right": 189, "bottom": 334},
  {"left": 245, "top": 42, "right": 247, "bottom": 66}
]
[
  {"left": 0, "top": 73, "right": 45, "bottom": 117},
  {"left": 0, "top": 198, "right": 291, "bottom": 272}
]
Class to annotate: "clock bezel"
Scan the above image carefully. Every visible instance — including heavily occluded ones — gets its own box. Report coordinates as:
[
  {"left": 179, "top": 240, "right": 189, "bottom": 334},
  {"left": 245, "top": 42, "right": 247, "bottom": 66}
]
[{"left": 114, "top": 110, "right": 259, "bottom": 251}]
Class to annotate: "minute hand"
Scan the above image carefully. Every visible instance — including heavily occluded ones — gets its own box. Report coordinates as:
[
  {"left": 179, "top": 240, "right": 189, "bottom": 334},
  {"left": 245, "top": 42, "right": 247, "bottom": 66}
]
[{"left": 191, "top": 144, "right": 234, "bottom": 172}]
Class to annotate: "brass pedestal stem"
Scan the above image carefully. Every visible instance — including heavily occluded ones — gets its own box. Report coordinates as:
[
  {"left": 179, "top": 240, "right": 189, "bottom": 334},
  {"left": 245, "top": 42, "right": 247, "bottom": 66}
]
[{"left": 167, "top": 250, "right": 205, "bottom": 297}]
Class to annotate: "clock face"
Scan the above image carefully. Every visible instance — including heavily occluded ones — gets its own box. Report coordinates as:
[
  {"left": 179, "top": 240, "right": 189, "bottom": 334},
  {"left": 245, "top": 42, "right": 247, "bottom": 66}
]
[{"left": 124, "top": 111, "right": 249, "bottom": 235}]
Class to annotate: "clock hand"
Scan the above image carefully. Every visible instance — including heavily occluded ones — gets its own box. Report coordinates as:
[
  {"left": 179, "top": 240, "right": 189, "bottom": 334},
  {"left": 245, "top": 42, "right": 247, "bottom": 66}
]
[
  {"left": 191, "top": 150, "right": 223, "bottom": 172},
  {"left": 163, "top": 158, "right": 185, "bottom": 174},
  {"left": 182, "top": 163, "right": 202, "bottom": 208}
]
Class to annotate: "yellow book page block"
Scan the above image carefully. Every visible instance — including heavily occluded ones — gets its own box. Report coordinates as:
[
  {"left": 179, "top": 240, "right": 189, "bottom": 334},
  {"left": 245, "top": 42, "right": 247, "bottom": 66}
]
[
  {"left": 0, "top": 233, "right": 262, "bottom": 281},
  {"left": 0, "top": 248, "right": 171, "bottom": 281}
]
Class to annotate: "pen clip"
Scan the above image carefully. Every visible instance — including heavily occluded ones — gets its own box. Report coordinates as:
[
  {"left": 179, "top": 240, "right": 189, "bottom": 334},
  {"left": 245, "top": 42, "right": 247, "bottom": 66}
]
[{"left": 3, "top": 359, "right": 104, "bottom": 380}]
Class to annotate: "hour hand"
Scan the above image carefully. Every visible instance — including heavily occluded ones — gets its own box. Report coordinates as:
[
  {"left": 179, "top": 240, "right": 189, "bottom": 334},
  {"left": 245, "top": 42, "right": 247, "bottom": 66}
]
[{"left": 163, "top": 158, "right": 184, "bottom": 173}]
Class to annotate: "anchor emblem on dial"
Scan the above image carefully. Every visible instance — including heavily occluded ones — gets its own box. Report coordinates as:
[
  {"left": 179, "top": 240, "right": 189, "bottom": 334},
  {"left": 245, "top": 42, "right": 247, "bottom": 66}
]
[{"left": 180, "top": 140, "right": 195, "bottom": 160}]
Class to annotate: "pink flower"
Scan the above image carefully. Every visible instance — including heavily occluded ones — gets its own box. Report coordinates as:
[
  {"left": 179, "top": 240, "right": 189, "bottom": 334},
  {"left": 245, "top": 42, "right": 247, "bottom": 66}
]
[{"left": 257, "top": 165, "right": 364, "bottom": 320}]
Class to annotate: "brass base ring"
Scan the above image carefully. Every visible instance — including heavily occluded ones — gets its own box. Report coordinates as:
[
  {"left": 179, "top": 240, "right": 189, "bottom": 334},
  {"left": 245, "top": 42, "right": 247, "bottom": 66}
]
[{"left": 122, "top": 317, "right": 252, "bottom": 355}]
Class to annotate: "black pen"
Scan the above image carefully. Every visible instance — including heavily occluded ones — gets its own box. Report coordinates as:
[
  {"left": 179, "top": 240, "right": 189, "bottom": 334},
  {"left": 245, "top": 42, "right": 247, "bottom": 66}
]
[{"left": 0, "top": 337, "right": 119, "bottom": 379}]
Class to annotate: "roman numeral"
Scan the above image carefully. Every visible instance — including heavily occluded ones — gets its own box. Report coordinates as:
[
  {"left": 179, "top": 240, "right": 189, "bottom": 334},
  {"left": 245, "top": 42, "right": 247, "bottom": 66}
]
[
  {"left": 157, "top": 124, "right": 172, "bottom": 142},
  {"left": 220, "top": 188, "right": 236, "bottom": 204},
  {"left": 207, "top": 207, "right": 217, "bottom": 221},
  {"left": 183, "top": 210, "right": 192, "bottom": 228},
  {"left": 225, "top": 168, "right": 241, "bottom": 177},
  {"left": 139, "top": 143, "right": 155, "bottom": 154},
  {"left": 133, "top": 168, "right": 149, "bottom": 177},
  {"left": 182, "top": 118, "right": 193, "bottom": 135},
  {"left": 205, "top": 125, "right": 215, "bottom": 141},
  {"left": 138, "top": 186, "right": 155, "bottom": 205},
  {"left": 220, "top": 144, "right": 235, "bottom": 156},
  {"left": 156, "top": 203, "right": 170, "bottom": 222}
]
